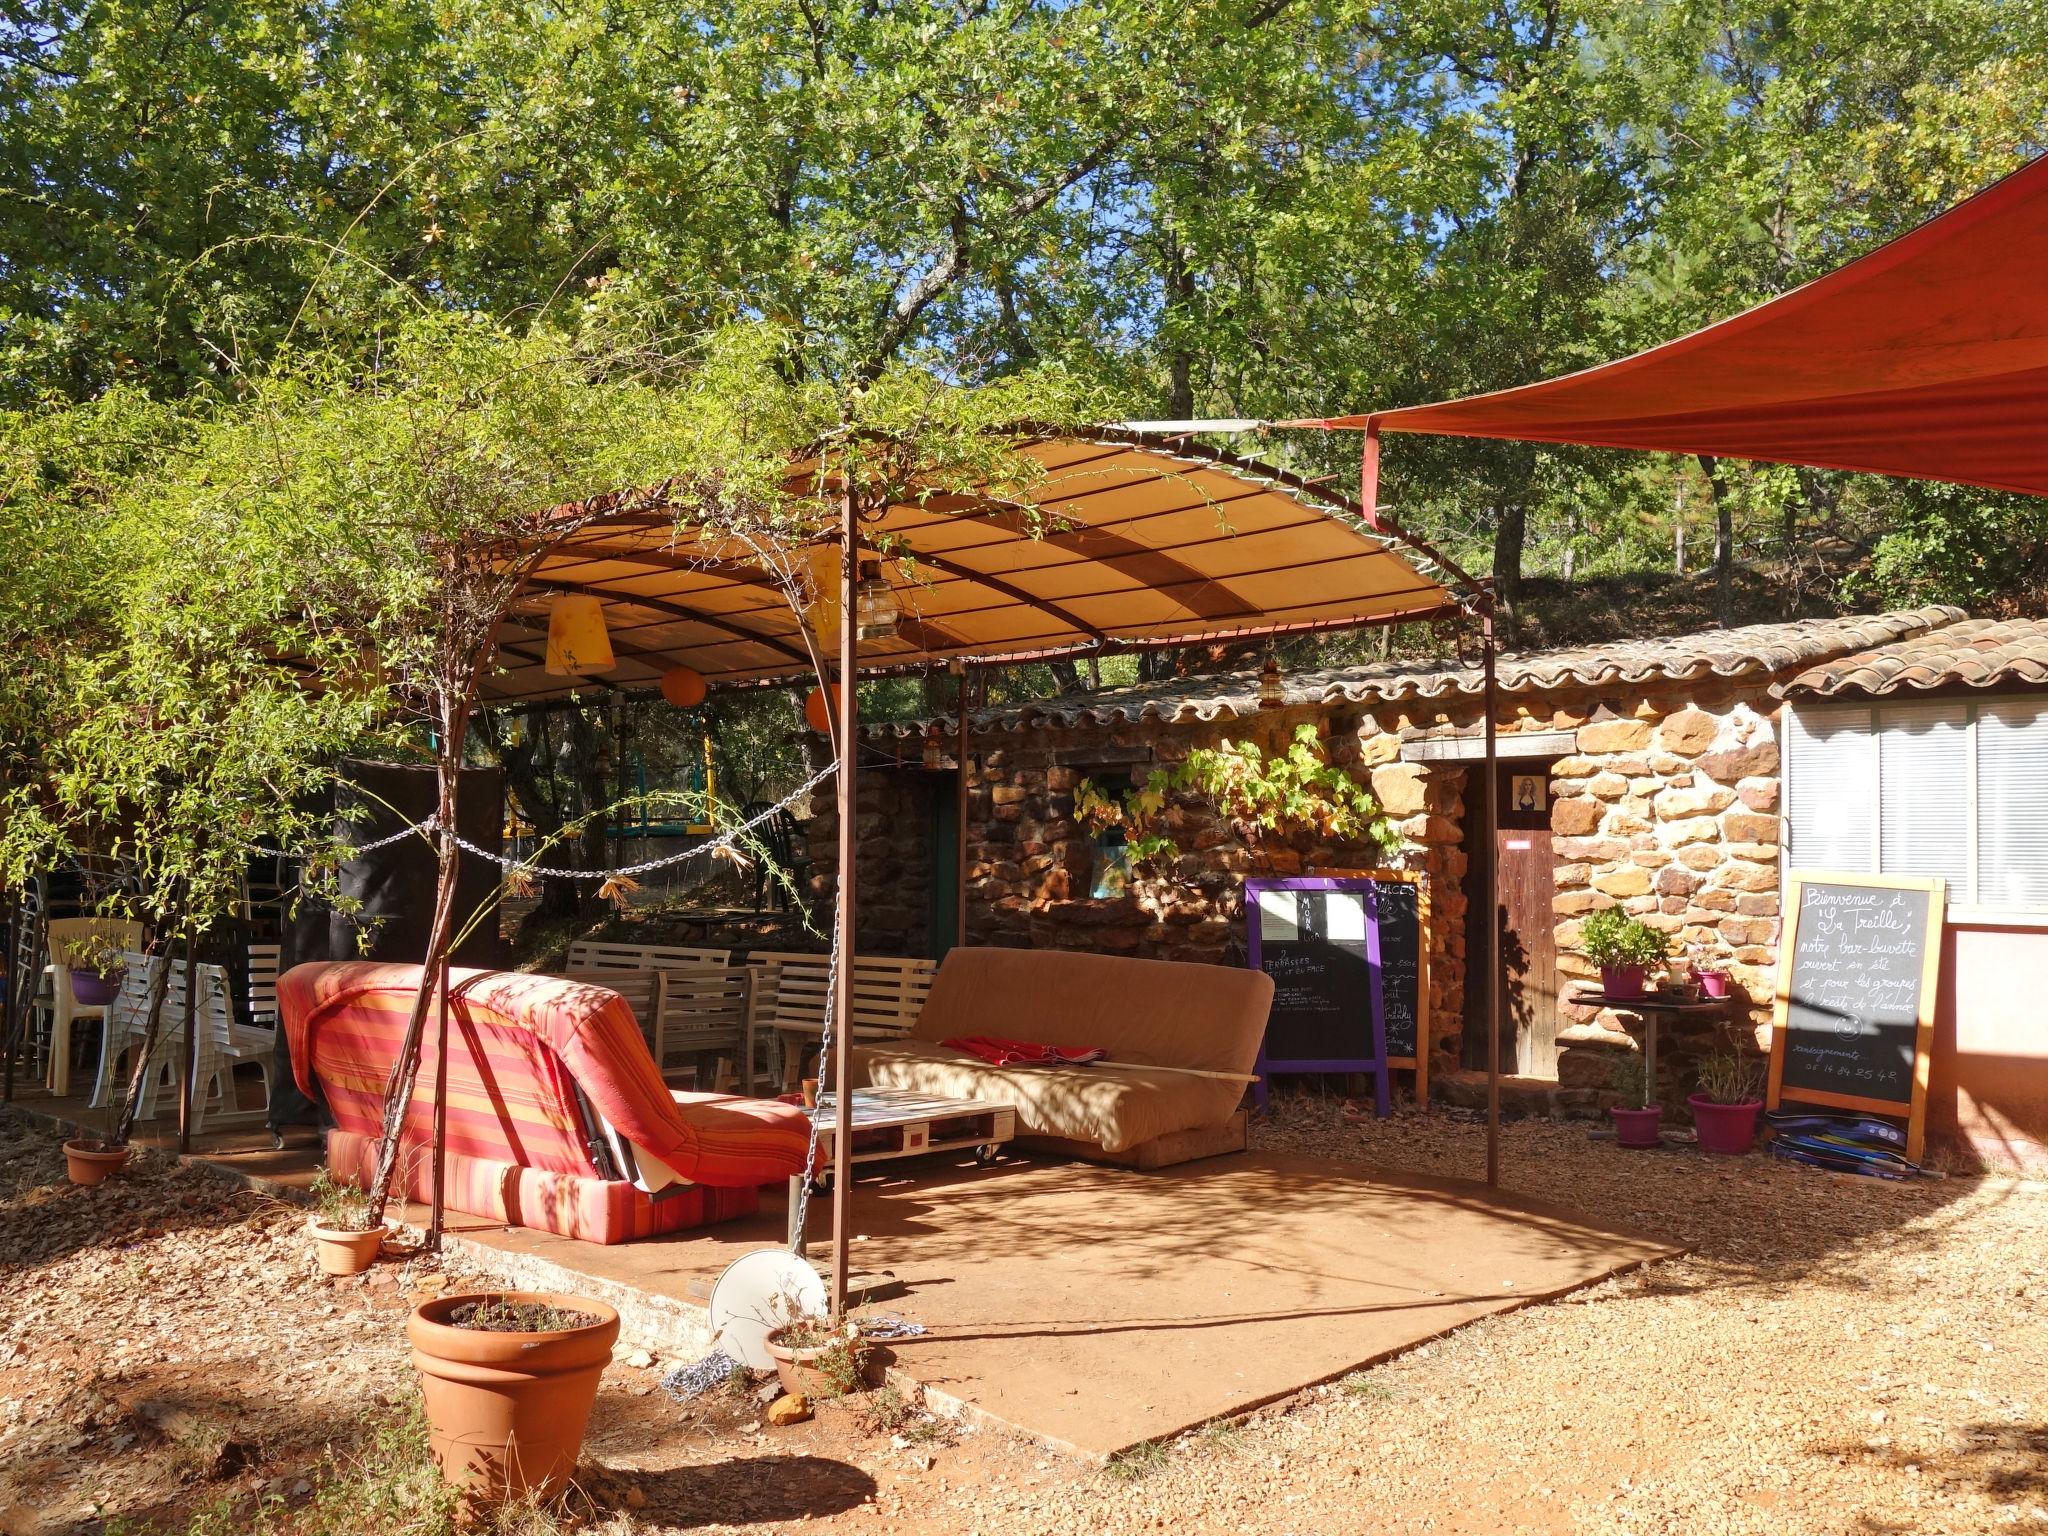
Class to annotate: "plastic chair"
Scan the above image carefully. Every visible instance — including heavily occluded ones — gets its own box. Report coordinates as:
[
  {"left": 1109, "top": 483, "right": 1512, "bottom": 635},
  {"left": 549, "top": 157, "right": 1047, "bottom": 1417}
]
[{"left": 45, "top": 917, "right": 146, "bottom": 1097}]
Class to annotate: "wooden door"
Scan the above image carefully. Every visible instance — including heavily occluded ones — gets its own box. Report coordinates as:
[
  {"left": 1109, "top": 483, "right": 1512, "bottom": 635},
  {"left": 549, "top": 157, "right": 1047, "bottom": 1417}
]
[{"left": 1463, "top": 761, "right": 1561, "bottom": 1078}]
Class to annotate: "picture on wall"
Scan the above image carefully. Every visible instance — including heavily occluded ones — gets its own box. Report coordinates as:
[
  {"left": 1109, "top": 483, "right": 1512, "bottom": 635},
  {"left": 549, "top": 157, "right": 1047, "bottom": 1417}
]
[{"left": 1511, "top": 774, "right": 1547, "bottom": 814}]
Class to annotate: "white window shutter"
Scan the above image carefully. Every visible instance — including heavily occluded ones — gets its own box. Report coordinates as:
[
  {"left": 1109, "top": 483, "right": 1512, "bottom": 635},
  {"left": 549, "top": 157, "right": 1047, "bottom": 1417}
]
[
  {"left": 1876, "top": 701, "right": 1971, "bottom": 894},
  {"left": 1785, "top": 705, "right": 1876, "bottom": 872},
  {"left": 1977, "top": 697, "right": 2048, "bottom": 910}
]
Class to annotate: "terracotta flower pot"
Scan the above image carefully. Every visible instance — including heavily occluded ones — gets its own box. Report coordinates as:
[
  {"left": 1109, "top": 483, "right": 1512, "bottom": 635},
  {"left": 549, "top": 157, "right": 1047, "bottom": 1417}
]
[
  {"left": 1608, "top": 1104, "right": 1664, "bottom": 1149},
  {"left": 1599, "top": 964, "right": 1648, "bottom": 1000},
  {"left": 407, "top": 1291, "right": 618, "bottom": 1503},
  {"left": 765, "top": 1324, "right": 865, "bottom": 1400},
  {"left": 307, "top": 1216, "right": 389, "bottom": 1275},
  {"left": 63, "top": 1139, "right": 130, "bottom": 1186},
  {"left": 1688, "top": 1093, "right": 1763, "bottom": 1155},
  {"left": 1696, "top": 969, "right": 1732, "bottom": 999}
]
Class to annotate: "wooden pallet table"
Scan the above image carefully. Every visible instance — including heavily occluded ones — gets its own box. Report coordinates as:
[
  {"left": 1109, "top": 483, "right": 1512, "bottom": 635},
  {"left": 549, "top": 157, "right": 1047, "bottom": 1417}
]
[{"left": 787, "top": 1088, "right": 1017, "bottom": 1251}]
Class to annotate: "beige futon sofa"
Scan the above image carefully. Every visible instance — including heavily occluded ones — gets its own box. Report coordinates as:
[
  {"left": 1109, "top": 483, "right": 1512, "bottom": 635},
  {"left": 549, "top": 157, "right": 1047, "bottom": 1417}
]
[{"left": 851, "top": 946, "right": 1273, "bottom": 1169}]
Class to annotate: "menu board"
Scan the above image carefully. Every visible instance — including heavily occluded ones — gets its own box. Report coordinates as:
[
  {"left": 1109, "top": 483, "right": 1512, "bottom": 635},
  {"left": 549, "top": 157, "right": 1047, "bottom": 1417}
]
[
  {"left": 1246, "top": 876, "right": 1392, "bottom": 1117},
  {"left": 1767, "top": 871, "right": 1945, "bottom": 1163},
  {"left": 1367, "top": 878, "right": 1423, "bottom": 1067}
]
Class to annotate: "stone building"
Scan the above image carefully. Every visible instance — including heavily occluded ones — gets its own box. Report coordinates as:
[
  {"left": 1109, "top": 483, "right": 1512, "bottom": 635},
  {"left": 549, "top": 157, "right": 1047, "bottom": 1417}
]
[{"left": 812, "top": 606, "right": 2048, "bottom": 1164}]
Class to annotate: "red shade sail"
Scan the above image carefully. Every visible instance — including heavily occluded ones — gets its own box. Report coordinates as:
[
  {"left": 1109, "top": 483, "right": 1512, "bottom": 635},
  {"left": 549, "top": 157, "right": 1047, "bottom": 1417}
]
[{"left": 1296, "top": 153, "right": 2048, "bottom": 499}]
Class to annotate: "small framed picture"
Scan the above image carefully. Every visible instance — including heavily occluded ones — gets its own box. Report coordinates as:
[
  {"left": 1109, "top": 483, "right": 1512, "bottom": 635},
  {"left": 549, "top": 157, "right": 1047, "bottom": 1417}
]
[{"left": 1510, "top": 774, "right": 1547, "bottom": 814}]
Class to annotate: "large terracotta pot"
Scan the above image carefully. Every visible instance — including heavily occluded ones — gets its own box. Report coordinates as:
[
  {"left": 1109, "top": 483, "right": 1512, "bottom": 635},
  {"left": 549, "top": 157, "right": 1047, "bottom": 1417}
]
[
  {"left": 407, "top": 1291, "right": 619, "bottom": 1502},
  {"left": 63, "top": 1140, "right": 131, "bottom": 1186},
  {"left": 1688, "top": 1093, "right": 1763, "bottom": 1155},
  {"left": 307, "top": 1216, "right": 389, "bottom": 1275}
]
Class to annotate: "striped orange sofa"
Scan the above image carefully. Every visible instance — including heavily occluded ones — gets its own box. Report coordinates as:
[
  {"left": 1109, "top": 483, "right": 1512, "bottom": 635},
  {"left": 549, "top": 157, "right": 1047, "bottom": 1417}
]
[{"left": 280, "top": 962, "right": 811, "bottom": 1244}]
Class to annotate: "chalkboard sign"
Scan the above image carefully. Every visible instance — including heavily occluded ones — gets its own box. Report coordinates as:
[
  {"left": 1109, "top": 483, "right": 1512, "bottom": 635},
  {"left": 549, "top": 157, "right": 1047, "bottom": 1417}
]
[
  {"left": 1768, "top": 871, "right": 1945, "bottom": 1164},
  {"left": 1366, "top": 877, "right": 1423, "bottom": 1068},
  {"left": 1246, "top": 877, "right": 1391, "bottom": 1117}
]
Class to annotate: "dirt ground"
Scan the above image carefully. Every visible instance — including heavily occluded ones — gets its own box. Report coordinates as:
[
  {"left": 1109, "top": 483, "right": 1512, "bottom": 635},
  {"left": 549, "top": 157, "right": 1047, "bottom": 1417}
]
[{"left": 3, "top": 1100, "right": 2045, "bottom": 1536}]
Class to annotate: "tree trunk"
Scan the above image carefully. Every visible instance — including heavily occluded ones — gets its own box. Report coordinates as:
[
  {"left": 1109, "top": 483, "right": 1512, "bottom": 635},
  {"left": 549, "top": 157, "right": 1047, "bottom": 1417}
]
[
  {"left": 1162, "top": 220, "right": 1196, "bottom": 420},
  {"left": 1698, "top": 454, "right": 1735, "bottom": 625}
]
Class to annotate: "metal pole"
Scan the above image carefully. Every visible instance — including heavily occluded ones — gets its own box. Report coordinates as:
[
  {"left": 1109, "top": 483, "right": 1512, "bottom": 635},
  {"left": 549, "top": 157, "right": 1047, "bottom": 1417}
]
[
  {"left": 955, "top": 665, "right": 971, "bottom": 949},
  {"left": 177, "top": 926, "right": 198, "bottom": 1154},
  {"left": 1481, "top": 604, "right": 1501, "bottom": 1189},
  {"left": 429, "top": 951, "right": 450, "bottom": 1252},
  {"left": 830, "top": 489, "right": 859, "bottom": 1319},
  {"left": 2, "top": 893, "right": 20, "bottom": 1103}
]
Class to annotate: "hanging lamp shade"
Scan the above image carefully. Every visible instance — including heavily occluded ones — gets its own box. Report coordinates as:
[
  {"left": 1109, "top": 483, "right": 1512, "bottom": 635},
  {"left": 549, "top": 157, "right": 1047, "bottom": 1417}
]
[
  {"left": 659, "top": 665, "right": 707, "bottom": 708},
  {"left": 805, "top": 545, "right": 842, "bottom": 647},
  {"left": 544, "top": 593, "right": 615, "bottom": 677},
  {"left": 803, "top": 684, "right": 840, "bottom": 734}
]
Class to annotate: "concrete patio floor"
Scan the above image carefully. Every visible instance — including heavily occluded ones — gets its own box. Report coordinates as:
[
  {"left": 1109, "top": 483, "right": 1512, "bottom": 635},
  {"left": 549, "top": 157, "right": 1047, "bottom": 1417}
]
[{"left": 16, "top": 1085, "right": 1676, "bottom": 1459}]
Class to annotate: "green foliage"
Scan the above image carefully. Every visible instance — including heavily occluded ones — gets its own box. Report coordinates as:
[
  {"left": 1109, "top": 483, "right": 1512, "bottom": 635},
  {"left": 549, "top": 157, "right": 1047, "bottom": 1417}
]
[
  {"left": 1579, "top": 908, "right": 1670, "bottom": 970},
  {"left": 307, "top": 1169, "right": 373, "bottom": 1233},
  {"left": 1696, "top": 1046, "right": 1764, "bottom": 1107},
  {"left": 1076, "top": 723, "right": 1395, "bottom": 873}
]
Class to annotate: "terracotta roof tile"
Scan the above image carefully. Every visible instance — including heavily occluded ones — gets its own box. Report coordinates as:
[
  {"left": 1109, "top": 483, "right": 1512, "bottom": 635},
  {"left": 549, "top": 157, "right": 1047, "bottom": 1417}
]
[
  {"left": 1775, "top": 616, "right": 2048, "bottom": 699},
  {"left": 869, "top": 607, "right": 1967, "bottom": 738}
]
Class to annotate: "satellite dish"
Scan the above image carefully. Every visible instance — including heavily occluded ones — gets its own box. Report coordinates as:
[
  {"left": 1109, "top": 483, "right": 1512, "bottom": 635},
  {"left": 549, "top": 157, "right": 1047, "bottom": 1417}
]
[{"left": 707, "top": 1249, "right": 828, "bottom": 1371}]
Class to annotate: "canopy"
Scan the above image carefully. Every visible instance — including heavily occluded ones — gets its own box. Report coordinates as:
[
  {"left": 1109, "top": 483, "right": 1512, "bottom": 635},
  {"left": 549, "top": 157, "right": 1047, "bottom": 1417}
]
[
  {"left": 483, "top": 430, "right": 1464, "bottom": 703},
  {"left": 1297, "top": 153, "right": 2048, "bottom": 499}
]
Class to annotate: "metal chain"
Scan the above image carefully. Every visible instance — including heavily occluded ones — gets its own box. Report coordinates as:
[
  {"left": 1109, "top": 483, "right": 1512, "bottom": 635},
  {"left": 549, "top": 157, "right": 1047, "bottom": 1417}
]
[
  {"left": 449, "top": 760, "right": 837, "bottom": 881},
  {"left": 787, "top": 901, "right": 841, "bottom": 1255}
]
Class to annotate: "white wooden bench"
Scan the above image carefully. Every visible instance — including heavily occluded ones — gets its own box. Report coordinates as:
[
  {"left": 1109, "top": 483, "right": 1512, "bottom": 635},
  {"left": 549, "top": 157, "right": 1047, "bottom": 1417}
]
[
  {"left": 559, "top": 943, "right": 757, "bottom": 1090},
  {"left": 564, "top": 940, "right": 733, "bottom": 971},
  {"left": 744, "top": 951, "right": 937, "bottom": 1091}
]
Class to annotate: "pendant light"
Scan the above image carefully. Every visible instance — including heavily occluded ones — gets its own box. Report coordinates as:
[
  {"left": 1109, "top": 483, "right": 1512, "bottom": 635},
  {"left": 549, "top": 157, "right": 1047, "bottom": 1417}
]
[
  {"left": 544, "top": 594, "right": 614, "bottom": 677},
  {"left": 854, "top": 560, "right": 901, "bottom": 642},
  {"left": 1257, "top": 645, "right": 1285, "bottom": 710}
]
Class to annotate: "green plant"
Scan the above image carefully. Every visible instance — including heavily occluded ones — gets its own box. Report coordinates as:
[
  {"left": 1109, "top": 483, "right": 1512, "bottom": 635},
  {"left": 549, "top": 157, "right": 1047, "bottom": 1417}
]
[
  {"left": 1610, "top": 1050, "right": 1652, "bottom": 1110},
  {"left": 1105, "top": 1438, "right": 1170, "bottom": 1481},
  {"left": 1580, "top": 907, "right": 1670, "bottom": 970},
  {"left": 308, "top": 1170, "right": 374, "bottom": 1234},
  {"left": 1075, "top": 723, "right": 1396, "bottom": 875},
  {"left": 447, "top": 1296, "right": 598, "bottom": 1334},
  {"left": 1696, "top": 1046, "right": 1763, "bottom": 1106}
]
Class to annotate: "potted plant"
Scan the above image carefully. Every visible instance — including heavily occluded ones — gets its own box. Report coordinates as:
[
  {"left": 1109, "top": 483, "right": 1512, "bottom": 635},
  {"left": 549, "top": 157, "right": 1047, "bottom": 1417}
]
[
  {"left": 407, "top": 1290, "right": 619, "bottom": 1503},
  {"left": 306, "top": 1168, "right": 390, "bottom": 1275},
  {"left": 60, "top": 931, "right": 128, "bottom": 1007},
  {"left": 764, "top": 1312, "right": 871, "bottom": 1400},
  {"left": 63, "top": 1132, "right": 132, "bottom": 1186},
  {"left": 1685, "top": 941, "right": 1732, "bottom": 1000},
  {"left": 1689, "top": 1044, "right": 1765, "bottom": 1154},
  {"left": 1581, "top": 908, "right": 1668, "bottom": 1000},
  {"left": 1607, "top": 1050, "right": 1662, "bottom": 1149}
]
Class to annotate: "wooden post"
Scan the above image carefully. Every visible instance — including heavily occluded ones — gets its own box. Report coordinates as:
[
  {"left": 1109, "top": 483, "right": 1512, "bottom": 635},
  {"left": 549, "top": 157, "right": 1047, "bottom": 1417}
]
[
  {"left": 429, "top": 951, "right": 450, "bottom": 1252},
  {"left": 955, "top": 664, "right": 971, "bottom": 949},
  {"left": 831, "top": 488, "right": 859, "bottom": 1320},
  {"left": 1481, "top": 605, "right": 1500, "bottom": 1189}
]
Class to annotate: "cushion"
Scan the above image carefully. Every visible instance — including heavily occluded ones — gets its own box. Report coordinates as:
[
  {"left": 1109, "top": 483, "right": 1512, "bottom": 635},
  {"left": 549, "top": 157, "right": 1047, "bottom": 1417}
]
[{"left": 853, "top": 1039, "right": 1243, "bottom": 1154}]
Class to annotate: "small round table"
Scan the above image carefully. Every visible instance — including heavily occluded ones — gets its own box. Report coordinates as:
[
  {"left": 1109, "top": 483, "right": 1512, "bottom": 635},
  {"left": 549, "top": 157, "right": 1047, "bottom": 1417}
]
[{"left": 1568, "top": 988, "right": 1735, "bottom": 1142}]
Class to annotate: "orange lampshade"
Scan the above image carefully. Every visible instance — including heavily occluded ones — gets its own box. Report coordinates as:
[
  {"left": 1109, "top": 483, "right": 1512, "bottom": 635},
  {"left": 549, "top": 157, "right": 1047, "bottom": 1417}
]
[
  {"left": 803, "top": 685, "right": 840, "bottom": 734},
  {"left": 544, "top": 594, "right": 614, "bottom": 677},
  {"left": 659, "top": 666, "right": 707, "bottom": 708}
]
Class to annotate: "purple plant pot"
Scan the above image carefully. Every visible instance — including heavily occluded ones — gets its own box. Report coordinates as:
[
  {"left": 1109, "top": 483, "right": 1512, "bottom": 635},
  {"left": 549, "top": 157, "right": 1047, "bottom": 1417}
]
[
  {"left": 1696, "top": 969, "right": 1732, "bottom": 999},
  {"left": 70, "top": 969, "right": 123, "bottom": 1007},
  {"left": 1688, "top": 1093, "right": 1762, "bottom": 1155},
  {"left": 1609, "top": 1103, "right": 1664, "bottom": 1149},
  {"left": 1600, "top": 964, "right": 1648, "bottom": 1000}
]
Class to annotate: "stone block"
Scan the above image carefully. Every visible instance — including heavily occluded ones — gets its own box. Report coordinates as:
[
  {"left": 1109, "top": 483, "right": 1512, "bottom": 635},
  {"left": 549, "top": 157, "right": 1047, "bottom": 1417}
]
[
  {"left": 1370, "top": 763, "right": 1430, "bottom": 816},
  {"left": 1723, "top": 810, "right": 1780, "bottom": 844},
  {"left": 1593, "top": 866, "right": 1652, "bottom": 898},
  {"left": 1577, "top": 719, "right": 1651, "bottom": 753},
  {"left": 1658, "top": 709, "right": 1719, "bottom": 755},
  {"left": 1554, "top": 889, "right": 1614, "bottom": 916},
  {"left": 1714, "top": 861, "right": 1776, "bottom": 893},
  {"left": 1738, "top": 779, "right": 1780, "bottom": 812},
  {"left": 1654, "top": 865, "right": 1701, "bottom": 897},
  {"left": 1557, "top": 1047, "right": 1625, "bottom": 1089},
  {"left": 990, "top": 784, "right": 1029, "bottom": 805},
  {"left": 1693, "top": 890, "right": 1737, "bottom": 913},
  {"left": 1718, "top": 916, "right": 1778, "bottom": 946},
  {"left": 1355, "top": 733, "right": 1403, "bottom": 767},
  {"left": 1556, "top": 836, "right": 1629, "bottom": 862},
  {"left": 1586, "top": 772, "right": 1629, "bottom": 801},
  {"left": 1735, "top": 892, "right": 1780, "bottom": 917},
  {"left": 1663, "top": 816, "right": 1722, "bottom": 846},
  {"left": 1631, "top": 849, "right": 1673, "bottom": 870},
  {"left": 1655, "top": 785, "right": 1736, "bottom": 819},
  {"left": 1550, "top": 795, "right": 1603, "bottom": 836},
  {"left": 1550, "top": 755, "right": 1602, "bottom": 777},
  {"left": 1725, "top": 842, "right": 1778, "bottom": 863},
  {"left": 1698, "top": 742, "right": 1780, "bottom": 783},
  {"left": 1554, "top": 861, "right": 1591, "bottom": 888},
  {"left": 1678, "top": 844, "right": 1722, "bottom": 871}
]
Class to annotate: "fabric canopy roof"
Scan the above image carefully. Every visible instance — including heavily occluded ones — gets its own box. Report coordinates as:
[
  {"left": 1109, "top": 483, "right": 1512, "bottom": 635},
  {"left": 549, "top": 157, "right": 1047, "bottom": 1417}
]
[
  {"left": 483, "top": 431, "right": 1462, "bottom": 704},
  {"left": 1297, "top": 153, "right": 2048, "bottom": 499}
]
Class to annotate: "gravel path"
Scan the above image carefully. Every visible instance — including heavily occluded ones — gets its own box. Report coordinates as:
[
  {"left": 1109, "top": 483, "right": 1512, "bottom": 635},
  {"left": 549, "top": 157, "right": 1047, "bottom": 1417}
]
[{"left": 3, "top": 1102, "right": 2044, "bottom": 1535}]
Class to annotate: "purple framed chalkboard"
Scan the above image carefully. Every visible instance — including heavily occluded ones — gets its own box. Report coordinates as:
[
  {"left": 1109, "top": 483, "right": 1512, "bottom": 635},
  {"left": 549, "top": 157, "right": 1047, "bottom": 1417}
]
[{"left": 1245, "top": 876, "right": 1390, "bottom": 1118}]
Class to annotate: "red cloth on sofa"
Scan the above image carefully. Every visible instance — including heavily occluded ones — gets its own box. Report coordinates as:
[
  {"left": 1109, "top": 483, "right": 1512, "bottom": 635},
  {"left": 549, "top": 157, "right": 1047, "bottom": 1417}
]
[
  {"left": 940, "top": 1035, "right": 1108, "bottom": 1067},
  {"left": 280, "top": 962, "right": 810, "bottom": 1243}
]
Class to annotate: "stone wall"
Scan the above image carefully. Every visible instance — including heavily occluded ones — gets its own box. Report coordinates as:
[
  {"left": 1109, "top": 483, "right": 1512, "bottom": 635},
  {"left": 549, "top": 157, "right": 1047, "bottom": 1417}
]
[
  {"left": 805, "top": 765, "right": 937, "bottom": 957},
  {"left": 1548, "top": 690, "right": 1782, "bottom": 1108}
]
